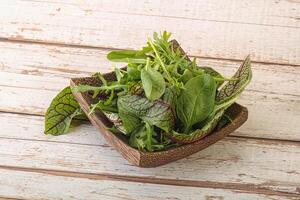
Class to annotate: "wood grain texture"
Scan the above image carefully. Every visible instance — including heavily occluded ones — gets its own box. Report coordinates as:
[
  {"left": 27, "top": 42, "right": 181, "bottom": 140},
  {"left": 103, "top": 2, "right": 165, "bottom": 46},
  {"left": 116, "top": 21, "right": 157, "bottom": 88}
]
[
  {"left": 0, "top": 130, "right": 299, "bottom": 195},
  {"left": 0, "top": 41, "right": 299, "bottom": 141},
  {"left": 0, "top": 0, "right": 300, "bottom": 64},
  {"left": 0, "top": 1, "right": 299, "bottom": 198},
  {"left": 4, "top": 0, "right": 300, "bottom": 27},
  {"left": 1, "top": 168, "right": 299, "bottom": 200}
]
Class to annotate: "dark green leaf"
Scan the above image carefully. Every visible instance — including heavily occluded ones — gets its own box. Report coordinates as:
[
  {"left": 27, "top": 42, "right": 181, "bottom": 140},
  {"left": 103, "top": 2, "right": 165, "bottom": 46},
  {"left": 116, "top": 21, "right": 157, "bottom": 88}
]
[
  {"left": 164, "top": 108, "right": 225, "bottom": 144},
  {"left": 165, "top": 56, "right": 252, "bottom": 143},
  {"left": 179, "top": 69, "right": 195, "bottom": 84},
  {"left": 176, "top": 74, "right": 216, "bottom": 132},
  {"left": 118, "top": 100, "right": 142, "bottom": 134},
  {"left": 201, "top": 67, "right": 224, "bottom": 88},
  {"left": 117, "top": 94, "right": 175, "bottom": 133},
  {"left": 44, "top": 87, "right": 82, "bottom": 135},
  {"left": 162, "top": 86, "right": 179, "bottom": 112}
]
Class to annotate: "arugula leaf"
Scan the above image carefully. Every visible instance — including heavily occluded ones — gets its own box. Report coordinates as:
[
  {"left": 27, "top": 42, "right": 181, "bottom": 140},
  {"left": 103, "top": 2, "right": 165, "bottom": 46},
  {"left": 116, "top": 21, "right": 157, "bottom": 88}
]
[
  {"left": 129, "top": 122, "right": 153, "bottom": 151},
  {"left": 45, "top": 87, "right": 83, "bottom": 135},
  {"left": 117, "top": 94, "right": 175, "bottom": 133},
  {"left": 176, "top": 74, "right": 216, "bottom": 132},
  {"left": 141, "top": 59, "right": 166, "bottom": 100},
  {"left": 129, "top": 122, "right": 169, "bottom": 152}
]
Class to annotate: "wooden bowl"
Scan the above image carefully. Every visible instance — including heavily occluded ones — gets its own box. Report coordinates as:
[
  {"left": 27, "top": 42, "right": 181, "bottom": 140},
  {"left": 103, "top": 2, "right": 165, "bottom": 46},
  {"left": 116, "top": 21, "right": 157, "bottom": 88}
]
[{"left": 70, "top": 74, "right": 248, "bottom": 167}]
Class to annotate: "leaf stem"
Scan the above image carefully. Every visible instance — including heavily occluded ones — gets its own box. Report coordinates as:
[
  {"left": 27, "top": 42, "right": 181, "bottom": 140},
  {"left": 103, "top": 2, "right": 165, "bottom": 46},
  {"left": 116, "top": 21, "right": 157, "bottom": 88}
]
[
  {"left": 148, "top": 38, "right": 173, "bottom": 82},
  {"left": 214, "top": 77, "right": 239, "bottom": 82},
  {"left": 72, "top": 84, "right": 127, "bottom": 93}
]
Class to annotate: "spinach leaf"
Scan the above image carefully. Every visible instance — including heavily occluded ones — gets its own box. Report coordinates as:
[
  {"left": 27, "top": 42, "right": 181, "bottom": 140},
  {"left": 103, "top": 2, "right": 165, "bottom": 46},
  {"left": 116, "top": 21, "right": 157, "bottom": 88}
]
[
  {"left": 141, "top": 59, "right": 166, "bottom": 100},
  {"left": 201, "top": 67, "right": 224, "bottom": 88},
  {"left": 179, "top": 69, "right": 195, "bottom": 84},
  {"left": 117, "top": 94, "right": 175, "bottom": 133},
  {"left": 176, "top": 74, "right": 216, "bottom": 133},
  {"left": 165, "top": 108, "right": 225, "bottom": 143},
  {"left": 165, "top": 56, "right": 252, "bottom": 143},
  {"left": 107, "top": 50, "right": 147, "bottom": 64},
  {"left": 45, "top": 87, "right": 83, "bottom": 135}
]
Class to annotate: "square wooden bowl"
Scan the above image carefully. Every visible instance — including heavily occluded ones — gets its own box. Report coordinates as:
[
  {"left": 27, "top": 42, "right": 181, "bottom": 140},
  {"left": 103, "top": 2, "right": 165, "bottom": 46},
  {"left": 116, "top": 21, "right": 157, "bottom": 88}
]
[
  {"left": 70, "top": 73, "right": 248, "bottom": 168},
  {"left": 70, "top": 40, "right": 247, "bottom": 167}
]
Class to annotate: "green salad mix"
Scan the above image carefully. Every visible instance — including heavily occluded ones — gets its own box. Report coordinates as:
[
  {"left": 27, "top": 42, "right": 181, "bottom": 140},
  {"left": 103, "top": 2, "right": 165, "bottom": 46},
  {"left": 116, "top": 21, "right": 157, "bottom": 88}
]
[{"left": 45, "top": 31, "right": 252, "bottom": 152}]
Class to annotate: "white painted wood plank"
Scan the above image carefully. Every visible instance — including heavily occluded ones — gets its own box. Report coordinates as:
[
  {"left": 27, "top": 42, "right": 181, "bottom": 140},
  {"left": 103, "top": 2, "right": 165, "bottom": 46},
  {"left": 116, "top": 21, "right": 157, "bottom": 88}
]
[
  {"left": 1, "top": 168, "right": 296, "bottom": 200},
  {"left": 0, "top": 87, "right": 299, "bottom": 142},
  {"left": 0, "top": 1, "right": 299, "bottom": 64},
  {"left": 0, "top": 137, "right": 299, "bottom": 195},
  {"left": 0, "top": 112, "right": 102, "bottom": 145},
  {"left": 5, "top": 0, "right": 300, "bottom": 27},
  {"left": 1, "top": 41, "right": 299, "bottom": 95},
  {"left": 0, "top": 41, "right": 299, "bottom": 141}
]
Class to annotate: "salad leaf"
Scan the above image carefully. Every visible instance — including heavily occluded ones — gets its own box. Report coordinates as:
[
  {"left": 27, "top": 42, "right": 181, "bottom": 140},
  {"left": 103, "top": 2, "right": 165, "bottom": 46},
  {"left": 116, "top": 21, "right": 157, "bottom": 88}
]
[
  {"left": 164, "top": 55, "right": 252, "bottom": 143},
  {"left": 216, "top": 55, "right": 252, "bottom": 105},
  {"left": 201, "top": 67, "right": 224, "bottom": 88},
  {"left": 176, "top": 74, "right": 216, "bottom": 133},
  {"left": 107, "top": 50, "right": 147, "bottom": 64},
  {"left": 141, "top": 59, "right": 166, "bottom": 100},
  {"left": 179, "top": 69, "right": 195, "bottom": 84},
  {"left": 44, "top": 87, "right": 83, "bottom": 135},
  {"left": 164, "top": 108, "right": 225, "bottom": 143},
  {"left": 127, "top": 65, "right": 141, "bottom": 80},
  {"left": 118, "top": 94, "right": 175, "bottom": 133}
]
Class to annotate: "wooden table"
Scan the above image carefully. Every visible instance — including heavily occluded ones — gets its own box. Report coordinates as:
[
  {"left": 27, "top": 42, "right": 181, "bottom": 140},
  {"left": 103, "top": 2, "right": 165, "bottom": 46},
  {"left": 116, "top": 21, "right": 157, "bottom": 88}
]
[{"left": 0, "top": 1, "right": 299, "bottom": 199}]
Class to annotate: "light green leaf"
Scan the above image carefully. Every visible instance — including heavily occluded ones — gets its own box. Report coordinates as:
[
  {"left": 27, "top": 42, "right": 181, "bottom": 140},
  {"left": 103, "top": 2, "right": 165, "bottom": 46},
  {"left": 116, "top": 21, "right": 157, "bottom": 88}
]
[
  {"left": 216, "top": 55, "right": 252, "bottom": 105},
  {"left": 141, "top": 63, "right": 166, "bottom": 101},
  {"left": 127, "top": 65, "right": 141, "bottom": 80},
  {"left": 107, "top": 50, "right": 147, "bottom": 64},
  {"left": 44, "top": 87, "right": 83, "bottom": 135}
]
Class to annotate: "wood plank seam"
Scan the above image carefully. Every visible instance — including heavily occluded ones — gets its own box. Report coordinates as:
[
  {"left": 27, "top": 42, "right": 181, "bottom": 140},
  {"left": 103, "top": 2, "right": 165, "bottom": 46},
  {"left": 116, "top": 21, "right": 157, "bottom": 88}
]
[
  {"left": 0, "top": 111, "right": 300, "bottom": 145},
  {"left": 0, "top": 165, "right": 299, "bottom": 198},
  {"left": 1, "top": 37, "right": 300, "bottom": 68},
  {"left": 0, "top": 197, "right": 27, "bottom": 200},
  {"left": 72, "top": 9, "right": 300, "bottom": 29}
]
